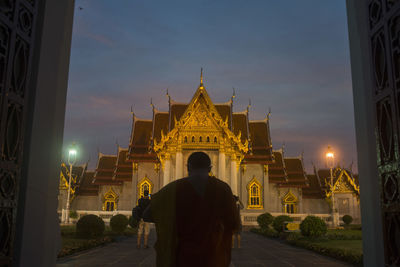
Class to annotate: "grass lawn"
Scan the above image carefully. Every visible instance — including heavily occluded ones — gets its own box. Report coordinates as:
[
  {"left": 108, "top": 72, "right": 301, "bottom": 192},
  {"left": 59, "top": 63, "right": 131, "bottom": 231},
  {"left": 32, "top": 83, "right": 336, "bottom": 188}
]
[
  {"left": 304, "top": 239, "right": 362, "bottom": 253},
  {"left": 288, "top": 238, "right": 363, "bottom": 266},
  {"left": 58, "top": 225, "right": 137, "bottom": 258},
  {"left": 251, "top": 227, "right": 363, "bottom": 266}
]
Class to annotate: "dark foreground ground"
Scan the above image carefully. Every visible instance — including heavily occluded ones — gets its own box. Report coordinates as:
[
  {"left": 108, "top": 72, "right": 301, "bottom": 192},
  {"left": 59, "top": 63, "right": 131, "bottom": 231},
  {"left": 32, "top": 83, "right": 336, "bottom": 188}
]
[{"left": 57, "top": 230, "right": 351, "bottom": 267}]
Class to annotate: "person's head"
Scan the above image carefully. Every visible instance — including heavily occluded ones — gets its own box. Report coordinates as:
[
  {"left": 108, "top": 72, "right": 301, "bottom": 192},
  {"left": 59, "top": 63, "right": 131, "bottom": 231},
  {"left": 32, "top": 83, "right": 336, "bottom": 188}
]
[
  {"left": 187, "top": 152, "right": 211, "bottom": 176},
  {"left": 144, "top": 190, "right": 149, "bottom": 197}
]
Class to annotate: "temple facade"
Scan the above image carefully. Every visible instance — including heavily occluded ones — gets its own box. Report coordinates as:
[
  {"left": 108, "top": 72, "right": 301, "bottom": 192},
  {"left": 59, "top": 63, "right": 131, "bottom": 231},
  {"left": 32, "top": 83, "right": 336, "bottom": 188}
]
[{"left": 58, "top": 74, "right": 361, "bottom": 225}]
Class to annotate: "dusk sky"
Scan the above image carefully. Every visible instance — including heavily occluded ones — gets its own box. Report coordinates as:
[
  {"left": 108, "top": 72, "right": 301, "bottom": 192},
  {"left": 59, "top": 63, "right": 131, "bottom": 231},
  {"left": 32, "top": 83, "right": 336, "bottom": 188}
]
[{"left": 64, "top": 0, "right": 356, "bottom": 173}]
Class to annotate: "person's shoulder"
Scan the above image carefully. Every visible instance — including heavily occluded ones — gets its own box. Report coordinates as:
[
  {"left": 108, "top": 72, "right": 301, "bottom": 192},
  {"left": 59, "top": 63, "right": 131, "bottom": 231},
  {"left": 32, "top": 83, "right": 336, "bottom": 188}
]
[
  {"left": 210, "top": 177, "right": 232, "bottom": 192},
  {"left": 153, "top": 179, "right": 180, "bottom": 197}
]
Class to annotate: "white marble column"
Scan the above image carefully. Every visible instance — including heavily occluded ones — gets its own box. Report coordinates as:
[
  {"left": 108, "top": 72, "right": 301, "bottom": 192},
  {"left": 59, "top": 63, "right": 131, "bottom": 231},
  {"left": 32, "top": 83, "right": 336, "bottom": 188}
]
[
  {"left": 163, "top": 158, "right": 171, "bottom": 187},
  {"left": 230, "top": 160, "right": 238, "bottom": 195},
  {"left": 218, "top": 152, "right": 226, "bottom": 181},
  {"left": 175, "top": 151, "right": 183, "bottom": 179}
]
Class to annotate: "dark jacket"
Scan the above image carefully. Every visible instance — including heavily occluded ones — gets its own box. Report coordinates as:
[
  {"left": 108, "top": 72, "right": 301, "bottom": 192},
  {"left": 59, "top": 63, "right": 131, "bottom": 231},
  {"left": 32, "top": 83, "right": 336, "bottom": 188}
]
[{"left": 148, "top": 175, "right": 238, "bottom": 267}]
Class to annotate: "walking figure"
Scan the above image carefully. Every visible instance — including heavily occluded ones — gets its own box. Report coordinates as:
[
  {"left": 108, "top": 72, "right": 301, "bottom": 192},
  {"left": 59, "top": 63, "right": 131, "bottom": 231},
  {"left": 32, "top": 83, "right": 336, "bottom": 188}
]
[
  {"left": 143, "top": 152, "right": 239, "bottom": 267},
  {"left": 137, "top": 190, "right": 151, "bottom": 249},
  {"left": 232, "top": 195, "right": 244, "bottom": 248}
]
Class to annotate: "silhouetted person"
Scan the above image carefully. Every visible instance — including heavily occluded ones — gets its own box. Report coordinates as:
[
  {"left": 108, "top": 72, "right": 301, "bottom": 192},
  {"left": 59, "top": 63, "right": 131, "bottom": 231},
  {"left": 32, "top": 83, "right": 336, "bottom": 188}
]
[
  {"left": 143, "top": 152, "right": 239, "bottom": 267},
  {"left": 137, "top": 189, "right": 151, "bottom": 249},
  {"left": 232, "top": 195, "right": 244, "bottom": 248}
]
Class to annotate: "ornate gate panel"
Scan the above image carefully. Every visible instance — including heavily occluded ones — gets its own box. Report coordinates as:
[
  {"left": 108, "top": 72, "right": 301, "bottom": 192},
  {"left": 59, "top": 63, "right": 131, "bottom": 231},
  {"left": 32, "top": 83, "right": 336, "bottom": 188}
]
[
  {"left": 368, "top": 0, "right": 400, "bottom": 265},
  {"left": 0, "top": 0, "right": 39, "bottom": 265}
]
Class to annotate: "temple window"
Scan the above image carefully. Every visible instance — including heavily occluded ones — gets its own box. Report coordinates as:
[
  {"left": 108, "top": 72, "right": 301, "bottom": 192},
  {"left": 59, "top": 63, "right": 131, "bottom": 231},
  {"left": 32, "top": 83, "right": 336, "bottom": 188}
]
[
  {"left": 247, "top": 177, "right": 263, "bottom": 209},
  {"left": 102, "top": 188, "right": 118, "bottom": 211},
  {"left": 199, "top": 136, "right": 202, "bottom": 142},
  {"left": 192, "top": 136, "right": 195, "bottom": 142},
  {"left": 138, "top": 176, "right": 153, "bottom": 201},
  {"left": 184, "top": 136, "right": 188, "bottom": 143},
  {"left": 282, "top": 190, "right": 298, "bottom": 214},
  {"left": 206, "top": 136, "right": 210, "bottom": 143},
  {"left": 214, "top": 136, "right": 218, "bottom": 143}
]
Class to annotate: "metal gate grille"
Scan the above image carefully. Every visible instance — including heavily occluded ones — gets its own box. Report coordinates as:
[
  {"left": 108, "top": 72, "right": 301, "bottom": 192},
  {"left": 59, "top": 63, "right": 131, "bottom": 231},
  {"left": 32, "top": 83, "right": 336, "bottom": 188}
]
[
  {"left": 367, "top": 0, "right": 400, "bottom": 265},
  {"left": 0, "top": 0, "right": 38, "bottom": 265}
]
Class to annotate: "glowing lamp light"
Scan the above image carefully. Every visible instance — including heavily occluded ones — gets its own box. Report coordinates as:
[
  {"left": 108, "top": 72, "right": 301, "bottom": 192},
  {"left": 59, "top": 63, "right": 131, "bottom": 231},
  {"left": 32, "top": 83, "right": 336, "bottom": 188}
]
[
  {"left": 326, "top": 152, "right": 334, "bottom": 159},
  {"left": 68, "top": 144, "right": 77, "bottom": 165},
  {"left": 325, "top": 146, "right": 335, "bottom": 169},
  {"left": 69, "top": 149, "right": 77, "bottom": 156}
]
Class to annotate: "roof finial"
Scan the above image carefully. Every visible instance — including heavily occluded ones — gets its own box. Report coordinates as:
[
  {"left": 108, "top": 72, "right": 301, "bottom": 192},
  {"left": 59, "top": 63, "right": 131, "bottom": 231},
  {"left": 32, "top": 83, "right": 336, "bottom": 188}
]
[
  {"left": 247, "top": 98, "right": 251, "bottom": 113},
  {"left": 200, "top": 68, "right": 203, "bottom": 86},
  {"left": 232, "top": 87, "right": 236, "bottom": 100}
]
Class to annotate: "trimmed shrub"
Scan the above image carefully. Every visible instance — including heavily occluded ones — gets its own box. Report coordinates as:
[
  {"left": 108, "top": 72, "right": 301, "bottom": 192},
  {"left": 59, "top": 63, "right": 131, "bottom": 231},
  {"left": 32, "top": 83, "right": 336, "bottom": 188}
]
[
  {"left": 251, "top": 227, "right": 279, "bottom": 238},
  {"left": 76, "top": 215, "right": 105, "bottom": 238},
  {"left": 300, "top": 215, "right": 327, "bottom": 238},
  {"left": 110, "top": 214, "right": 129, "bottom": 234},
  {"left": 257, "top": 212, "right": 274, "bottom": 229},
  {"left": 342, "top": 215, "right": 353, "bottom": 226},
  {"left": 273, "top": 215, "right": 293, "bottom": 233},
  {"left": 128, "top": 216, "right": 139, "bottom": 229},
  {"left": 69, "top": 210, "right": 78, "bottom": 219}
]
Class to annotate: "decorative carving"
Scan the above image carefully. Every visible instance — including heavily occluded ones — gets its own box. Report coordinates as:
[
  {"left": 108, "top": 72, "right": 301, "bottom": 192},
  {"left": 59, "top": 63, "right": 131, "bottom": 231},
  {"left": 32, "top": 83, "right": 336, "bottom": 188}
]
[
  {"left": 368, "top": 1, "right": 400, "bottom": 264},
  {"left": 11, "top": 38, "right": 28, "bottom": 96},
  {"left": 369, "top": 0, "right": 382, "bottom": 28},
  {"left": 18, "top": 5, "right": 33, "bottom": 36},
  {"left": 377, "top": 98, "right": 394, "bottom": 162},
  {"left": 153, "top": 85, "right": 248, "bottom": 167},
  {"left": 0, "top": 1, "right": 38, "bottom": 262},
  {"left": 0, "top": 0, "right": 15, "bottom": 20},
  {"left": 4, "top": 103, "right": 22, "bottom": 162},
  {"left": 383, "top": 173, "right": 398, "bottom": 204},
  {"left": 0, "top": 170, "right": 16, "bottom": 200},
  {"left": 385, "top": 213, "right": 400, "bottom": 264},
  {"left": 0, "top": 209, "right": 12, "bottom": 258},
  {"left": 372, "top": 32, "right": 389, "bottom": 94}
]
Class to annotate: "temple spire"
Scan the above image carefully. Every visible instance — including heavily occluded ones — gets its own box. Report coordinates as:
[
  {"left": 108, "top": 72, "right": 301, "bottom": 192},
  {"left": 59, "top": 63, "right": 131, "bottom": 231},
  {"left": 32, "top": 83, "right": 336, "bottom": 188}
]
[
  {"left": 200, "top": 68, "right": 203, "bottom": 85},
  {"left": 199, "top": 68, "right": 204, "bottom": 89}
]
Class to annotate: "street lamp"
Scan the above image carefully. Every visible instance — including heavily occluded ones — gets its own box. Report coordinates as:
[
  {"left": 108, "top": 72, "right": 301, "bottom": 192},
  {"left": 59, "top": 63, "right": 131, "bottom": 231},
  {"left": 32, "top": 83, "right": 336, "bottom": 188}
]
[
  {"left": 326, "top": 145, "right": 338, "bottom": 227},
  {"left": 65, "top": 144, "right": 77, "bottom": 224}
]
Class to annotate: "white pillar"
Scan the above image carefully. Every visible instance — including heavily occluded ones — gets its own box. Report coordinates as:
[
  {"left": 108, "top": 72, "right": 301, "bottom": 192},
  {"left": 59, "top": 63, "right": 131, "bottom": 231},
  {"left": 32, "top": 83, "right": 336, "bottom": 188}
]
[
  {"left": 218, "top": 152, "right": 226, "bottom": 181},
  {"left": 163, "top": 158, "right": 171, "bottom": 186},
  {"left": 230, "top": 160, "right": 237, "bottom": 195},
  {"left": 175, "top": 151, "right": 183, "bottom": 179}
]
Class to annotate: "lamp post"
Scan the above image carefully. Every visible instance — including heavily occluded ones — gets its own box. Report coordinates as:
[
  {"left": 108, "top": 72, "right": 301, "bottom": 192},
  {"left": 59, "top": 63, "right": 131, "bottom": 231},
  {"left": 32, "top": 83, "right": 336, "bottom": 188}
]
[
  {"left": 326, "top": 145, "right": 338, "bottom": 227},
  {"left": 65, "top": 145, "right": 77, "bottom": 224}
]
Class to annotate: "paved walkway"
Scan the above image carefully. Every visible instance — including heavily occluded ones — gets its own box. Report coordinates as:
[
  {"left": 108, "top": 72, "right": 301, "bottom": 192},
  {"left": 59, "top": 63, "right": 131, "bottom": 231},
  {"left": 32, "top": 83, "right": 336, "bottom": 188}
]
[{"left": 57, "top": 231, "right": 351, "bottom": 267}]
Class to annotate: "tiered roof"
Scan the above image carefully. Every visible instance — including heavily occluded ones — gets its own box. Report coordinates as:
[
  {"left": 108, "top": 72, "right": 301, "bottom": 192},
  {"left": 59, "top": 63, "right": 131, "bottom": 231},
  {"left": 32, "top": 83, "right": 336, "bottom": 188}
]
[
  {"left": 76, "top": 171, "right": 99, "bottom": 196},
  {"left": 277, "top": 156, "right": 309, "bottom": 188},
  {"left": 128, "top": 88, "right": 273, "bottom": 164},
  {"left": 113, "top": 147, "right": 133, "bottom": 182},
  {"left": 302, "top": 166, "right": 360, "bottom": 199},
  {"left": 268, "top": 150, "right": 287, "bottom": 183},
  {"left": 92, "top": 153, "right": 121, "bottom": 186}
]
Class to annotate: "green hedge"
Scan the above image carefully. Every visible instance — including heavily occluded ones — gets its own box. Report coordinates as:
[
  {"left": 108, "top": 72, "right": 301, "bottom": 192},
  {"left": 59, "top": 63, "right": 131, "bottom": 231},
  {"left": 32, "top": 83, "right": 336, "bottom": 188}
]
[
  {"left": 342, "top": 215, "right": 353, "bottom": 226},
  {"left": 326, "top": 229, "right": 362, "bottom": 240},
  {"left": 250, "top": 227, "right": 279, "bottom": 238},
  {"left": 110, "top": 214, "right": 129, "bottom": 234},
  {"left": 272, "top": 215, "right": 293, "bottom": 233},
  {"left": 300, "top": 216, "right": 327, "bottom": 238},
  {"left": 76, "top": 215, "right": 105, "bottom": 238},
  {"left": 257, "top": 213, "right": 274, "bottom": 229}
]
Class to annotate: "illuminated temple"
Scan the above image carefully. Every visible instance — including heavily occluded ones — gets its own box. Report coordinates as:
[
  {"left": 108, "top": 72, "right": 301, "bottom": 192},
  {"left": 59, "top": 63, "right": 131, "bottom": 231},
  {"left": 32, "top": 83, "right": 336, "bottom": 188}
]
[{"left": 58, "top": 72, "right": 361, "bottom": 224}]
